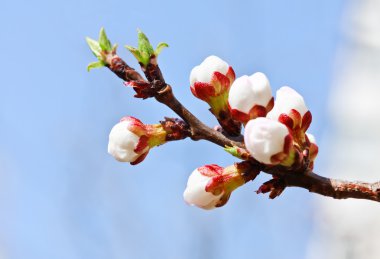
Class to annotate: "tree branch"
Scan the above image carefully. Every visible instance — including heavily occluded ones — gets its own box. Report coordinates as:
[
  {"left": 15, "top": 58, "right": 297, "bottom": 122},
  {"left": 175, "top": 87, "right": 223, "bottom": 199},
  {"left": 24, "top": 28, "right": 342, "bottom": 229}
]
[
  {"left": 267, "top": 169, "right": 380, "bottom": 202},
  {"left": 106, "top": 54, "right": 380, "bottom": 203},
  {"left": 284, "top": 172, "right": 380, "bottom": 202}
]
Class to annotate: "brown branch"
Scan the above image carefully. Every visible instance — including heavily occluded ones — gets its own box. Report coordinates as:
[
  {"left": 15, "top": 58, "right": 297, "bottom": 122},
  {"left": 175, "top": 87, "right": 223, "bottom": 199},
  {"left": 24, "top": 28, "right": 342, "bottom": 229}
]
[
  {"left": 155, "top": 85, "right": 244, "bottom": 148},
  {"left": 106, "top": 55, "right": 144, "bottom": 82},
  {"left": 266, "top": 169, "right": 380, "bottom": 202},
  {"left": 105, "top": 53, "right": 380, "bottom": 203}
]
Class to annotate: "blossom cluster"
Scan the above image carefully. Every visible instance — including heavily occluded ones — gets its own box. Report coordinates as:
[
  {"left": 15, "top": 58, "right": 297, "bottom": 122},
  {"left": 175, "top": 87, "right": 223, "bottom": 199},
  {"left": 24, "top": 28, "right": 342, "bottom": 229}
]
[
  {"left": 104, "top": 52, "right": 318, "bottom": 210},
  {"left": 184, "top": 56, "right": 318, "bottom": 209}
]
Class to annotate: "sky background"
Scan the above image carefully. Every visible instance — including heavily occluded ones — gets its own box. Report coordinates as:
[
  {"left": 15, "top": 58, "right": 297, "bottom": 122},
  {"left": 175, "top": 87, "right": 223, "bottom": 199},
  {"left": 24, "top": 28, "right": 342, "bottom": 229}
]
[{"left": 0, "top": 0, "right": 345, "bottom": 258}]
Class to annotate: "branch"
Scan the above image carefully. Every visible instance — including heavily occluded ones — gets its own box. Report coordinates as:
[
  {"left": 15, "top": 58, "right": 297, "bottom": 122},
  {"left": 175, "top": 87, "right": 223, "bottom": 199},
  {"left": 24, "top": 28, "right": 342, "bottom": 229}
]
[
  {"left": 105, "top": 53, "right": 380, "bottom": 203},
  {"left": 268, "top": 169, "right": 380, "bottom": 202}
]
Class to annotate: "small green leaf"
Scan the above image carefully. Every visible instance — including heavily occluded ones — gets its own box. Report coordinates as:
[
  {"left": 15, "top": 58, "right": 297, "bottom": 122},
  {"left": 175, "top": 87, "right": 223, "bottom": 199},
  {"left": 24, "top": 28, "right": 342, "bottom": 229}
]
[
  {"left": 87, "top": 61, "right": 105, "bottom": 72},
  {"left": 137, "top": 29, "right": 154, "bottom": 55},
  {"left": 86, "top": 37, "right": 101, "bottom": 58},
  {"left": 224, "top": 146, "right": 241, "bottom": 158},
  {"left": 98, "top": 27, "right": 112, "bottom": 51},
  {"left": 125, "top": 45, "right": 143, "bottom": 63},
  {"left": 155, "top": 42, "right": 169, "bottom": 56}
]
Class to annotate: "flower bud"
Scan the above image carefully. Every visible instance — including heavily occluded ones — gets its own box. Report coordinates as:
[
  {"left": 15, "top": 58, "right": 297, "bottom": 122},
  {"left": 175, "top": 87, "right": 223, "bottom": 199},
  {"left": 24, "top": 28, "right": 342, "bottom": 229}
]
[
  {"left": 190, "top": 56, "right": 241, "bottom": 136},
  {"left": 190, "top": 55, "right": 235, "bottom": 111},
  {"left": 244, "top": 117, "right": 293, "bottom": 165},
  {"left": 183, "top": 164, "right": 249, "bottom": 210},
  {"left": 267, "top": 86, "right": 312, "bottom": 131},
  {"left": 228, "top": 72, "right": 274, "bottom": 124},
  {"left": 107, "top": 116, "right": 166, "bottom": 165}
]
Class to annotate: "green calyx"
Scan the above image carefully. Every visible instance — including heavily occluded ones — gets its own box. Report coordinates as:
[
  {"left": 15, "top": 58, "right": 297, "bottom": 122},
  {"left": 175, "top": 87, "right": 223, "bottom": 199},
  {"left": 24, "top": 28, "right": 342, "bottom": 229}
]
[
  {"left": 208, "top": 92, "right": 229, "bottom": 116},
  {"left": 85, "top": 27, "right": 118, "bottom": 71},
  {"left": 125, "top": 29, "right": 168, "bottom": 67},
  {"left": 222, "top": 165, "right": 246, "bottom": 192},
  {"left": 147, "top": 124, "right": 167, "bottom": 148}
]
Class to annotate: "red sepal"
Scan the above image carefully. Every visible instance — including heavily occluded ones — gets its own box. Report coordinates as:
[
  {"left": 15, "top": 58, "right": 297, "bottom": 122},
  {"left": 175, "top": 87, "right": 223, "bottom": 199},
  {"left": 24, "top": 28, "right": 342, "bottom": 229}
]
[
  {"left": 229, "top": 106, "right": 250, "bottom": 124},
  {"left": 270, "top": 134, "right": 293, "bottom": 164},
  {"left": 210, "top": 71, "right": 231, "bottom": 94},
  {"left": 225, "top": 66, "right": 236, "bottom": 84},
  {"left": 278, "top": 114, "right": 294, "bottom": 129},
  {"left": 120, "top": 116, "right": 147, "bottom": 136},
  {"left": 229, "top": 97, "right": 274, "bottom": 124},
  {"left": 130, "top": 151, "right": 149, "bottom": 165},
  {"left": 191, "top": 82, "right": 215, "bottom": 102},
  {"left": 134, "top": 135, "right": 149, "bottom": 153},
  {"left": 301, "top": 111, "right": 312, "bottom": 132},
  {"left": 198, "top": 164, "right": 223, "bottom": 177}
]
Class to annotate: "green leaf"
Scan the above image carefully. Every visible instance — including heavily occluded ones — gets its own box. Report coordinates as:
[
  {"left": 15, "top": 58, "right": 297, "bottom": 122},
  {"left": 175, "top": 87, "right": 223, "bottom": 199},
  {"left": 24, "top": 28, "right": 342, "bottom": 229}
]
[
  {"left": 155, "top": 42, "right": 169, "bottom": 56},
  {"left": 137, "top": 29, "right": 154, "bottom": 65},
  {"left": 98, "top": 27, "right": 112, "bottom": 51},
  {"left": 125, "top": 45, "right": 143, "bottom": 63},
  {"left": 87, "top": 61, "right": 105, "bottom": 72},
  {"left": 224, "top": 146, "right": 242, "bottom": 159},
  {"left": 86, "top": 37, "right": 101, "bottom": 58},
  {"left": 137, "top": 29, "right": 154, "bottom": 54}
]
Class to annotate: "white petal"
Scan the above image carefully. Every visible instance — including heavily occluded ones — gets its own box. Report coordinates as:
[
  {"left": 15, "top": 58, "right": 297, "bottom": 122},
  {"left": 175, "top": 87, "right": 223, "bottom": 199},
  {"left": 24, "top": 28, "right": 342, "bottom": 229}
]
[
  {"left": 108, "top": 121, "right": 141, "bottom": 162},
  {"left": 244, "top": 117, "right": 290, "bottom": 164},
  {"left": 189, "top": 55, "right": 229, "bottom": 85},
  {"left": 267, "top": 86, "right": 308, "bottom": 120},
  {"left": 183, "top": 169, "right": 223, "bottom": 210},
  {"left": 189, "top": 65, "right": 201, "bottom": 86},
  {"left": 229, "top": 72, "right": 272, "bottom": 113}
]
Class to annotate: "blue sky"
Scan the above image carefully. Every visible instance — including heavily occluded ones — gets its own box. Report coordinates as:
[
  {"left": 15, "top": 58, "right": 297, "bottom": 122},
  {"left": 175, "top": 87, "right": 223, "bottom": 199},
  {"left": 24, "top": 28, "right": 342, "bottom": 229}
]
[{"left": 0, "top": 0, "right": 344, "bottom": 258}]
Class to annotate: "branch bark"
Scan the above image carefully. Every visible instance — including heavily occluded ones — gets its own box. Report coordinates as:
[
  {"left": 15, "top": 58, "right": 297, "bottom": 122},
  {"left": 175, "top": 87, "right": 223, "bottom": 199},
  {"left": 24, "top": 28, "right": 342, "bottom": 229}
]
[
  {"left": 268, "top": 169, "right": 380, "bottom": 202},
  {"left": 106, "top": 54, "right": 380, "bottom": 203}
]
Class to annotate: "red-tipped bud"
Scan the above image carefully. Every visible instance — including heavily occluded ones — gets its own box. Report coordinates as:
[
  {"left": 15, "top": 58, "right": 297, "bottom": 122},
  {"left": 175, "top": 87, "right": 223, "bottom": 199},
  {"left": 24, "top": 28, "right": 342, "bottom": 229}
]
[
  {"left": 189, "top": 56, "right": 241, "bottom": 136},
  {"left": 183, "top": 163, "right": 250, "bottom": 210},
  {"left": 244, "top": 117, "right": 294, "bottom": 165},
  {"left": 108, "top": 116, "right": 167, "bottom": 165},
  {"left": 190, "top": 55, "right": 235, "bottom": 110},
  {"left": 228, "top": 72, "right": 274, "bottom": 124},
  {"left": 267, "top": 86, "right": 311, "bottom": 132}
]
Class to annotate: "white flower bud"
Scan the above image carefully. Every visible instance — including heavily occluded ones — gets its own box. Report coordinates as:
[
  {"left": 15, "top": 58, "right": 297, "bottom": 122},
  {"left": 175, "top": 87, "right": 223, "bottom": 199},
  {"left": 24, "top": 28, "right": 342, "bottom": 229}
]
[
  {"left": 267, "top": 86, "right": 308, "bottom": 122},
  {"left": 183, "top": 168, "right": 223, "bottom": 210},
  {"left": 107, "top": 120, "right": 148, "bottom": 163},
  {"left": 190, "top": 55, "right": 229, "bottom": 86},
  {"left": 228, "top": 72, "right": 272, "bottom": 120},
  {"left": 244, "top": 117, "right": 291, "bottom": 164}
]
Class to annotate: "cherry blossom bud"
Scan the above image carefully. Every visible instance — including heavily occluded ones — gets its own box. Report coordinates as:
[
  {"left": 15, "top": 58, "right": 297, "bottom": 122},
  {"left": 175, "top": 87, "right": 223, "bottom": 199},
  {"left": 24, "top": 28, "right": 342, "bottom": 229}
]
[
  {"left": 108, "top": 116, "right": 166, "bottom": 165},
  {"left": 267, "top": 86, "right": 312, "bottom": 131},
  {"left": 244, "top": 117, "right": 293, "bottom": 165},
  {"left": 183, "top": 164, "right": 250, "bottom": 210},
  {"left": 228, "top": 72, "right": 274, "bottom": 124},
  {"left": 190, "top": 56, "right": 241, "bottom": 136},
  {"left": 190, "top": 55, "right": 235, "bottom": 111}
]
